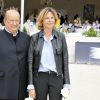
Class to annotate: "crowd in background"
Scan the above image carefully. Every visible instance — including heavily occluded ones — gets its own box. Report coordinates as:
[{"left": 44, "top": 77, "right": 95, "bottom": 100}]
[
  {"left": 0, "top": 10, "right": 100, "bottom": 36},
  {"left": 23, "top": 12, "right": 100, "bottom": 36}
]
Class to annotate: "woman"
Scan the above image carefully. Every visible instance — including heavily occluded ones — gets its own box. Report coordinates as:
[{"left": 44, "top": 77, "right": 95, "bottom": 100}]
[{"left": 27, "top": 7, "right": 70, "bottom": 100}]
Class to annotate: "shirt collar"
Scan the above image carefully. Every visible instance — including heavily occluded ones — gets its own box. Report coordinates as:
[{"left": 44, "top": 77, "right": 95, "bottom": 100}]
[
  {"left": 4, "top": 27, "right": 18, "bottom": 36},
  {"left": 39, "top": 29, "right": 57, "bottom": 39}
]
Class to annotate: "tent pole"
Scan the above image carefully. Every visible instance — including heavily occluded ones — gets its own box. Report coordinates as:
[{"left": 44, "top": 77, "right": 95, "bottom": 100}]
[{"left": 20, "top": 0, "right": 24, "bottom": 31}]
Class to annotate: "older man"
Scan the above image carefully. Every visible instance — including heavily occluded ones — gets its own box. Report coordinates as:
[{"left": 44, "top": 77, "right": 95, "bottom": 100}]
[{"left": 0, "top": 7, "right": 30, "bottom": 100}]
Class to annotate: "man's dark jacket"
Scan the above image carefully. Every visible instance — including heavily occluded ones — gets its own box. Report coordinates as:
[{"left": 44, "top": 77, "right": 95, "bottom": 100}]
[
  {"left": 0, "top": 29, "right": 30, "bottom": 100},
  {"left": 28, "top": 30, "right": 70, "bottom": 85}
]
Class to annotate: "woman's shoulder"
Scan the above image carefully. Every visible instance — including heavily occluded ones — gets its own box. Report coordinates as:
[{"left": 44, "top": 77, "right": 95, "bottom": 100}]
[{"left": 54, "top": 30, "right": 65, "bottom": 39}]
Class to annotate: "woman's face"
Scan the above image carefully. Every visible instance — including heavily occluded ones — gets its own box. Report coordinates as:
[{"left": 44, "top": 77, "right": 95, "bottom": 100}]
[{"left": 43, "top": 11, "right": 56, "bottom": 30}]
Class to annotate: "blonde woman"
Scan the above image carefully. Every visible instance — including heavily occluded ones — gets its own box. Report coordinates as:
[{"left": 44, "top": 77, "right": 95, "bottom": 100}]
[{"left": 27, "top": 7, "right": 70, "bottom": 100}]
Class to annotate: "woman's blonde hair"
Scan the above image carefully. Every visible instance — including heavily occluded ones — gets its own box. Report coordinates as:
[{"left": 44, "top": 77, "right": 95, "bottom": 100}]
[{"left": 36, "top": 7, "right": 58, "bottom": 30}]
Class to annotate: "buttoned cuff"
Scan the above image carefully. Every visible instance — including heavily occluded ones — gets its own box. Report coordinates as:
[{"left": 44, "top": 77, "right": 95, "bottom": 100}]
[
  {"left": 63, "top": 84, "right": 71, "bottom": 90},
  {"left": 27, "top": 84, "right": 35, "bottom": 90}
]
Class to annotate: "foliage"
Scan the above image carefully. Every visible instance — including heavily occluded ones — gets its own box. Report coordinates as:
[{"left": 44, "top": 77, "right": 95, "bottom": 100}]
[
  {"left": 97, "top": 31, "right": 100, "bottom": 37},
  {"left": 22, "top": 26, "right": 27, "bottom": 33},
  {"left": 82, "top": 28, "right": 98, "bottom": 37}
]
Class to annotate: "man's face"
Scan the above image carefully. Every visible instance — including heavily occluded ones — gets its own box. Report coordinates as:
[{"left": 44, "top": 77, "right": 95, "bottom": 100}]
[{"left": 4, "top": 10, "right": 20, "bottom": 34}]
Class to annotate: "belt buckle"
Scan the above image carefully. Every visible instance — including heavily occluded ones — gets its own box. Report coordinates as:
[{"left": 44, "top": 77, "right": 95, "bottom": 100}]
[
  {"left": 46, "top": 71, "right": 51, "bottom": 74},
  {"left": 48, "top": 71, "right": 51, "bottom": 74},
  {"left": 50, "top": 70, "right": 54, "bottom": 74},
  {"left": 48, "top": 71, "right": 56, "bottom": 74}
]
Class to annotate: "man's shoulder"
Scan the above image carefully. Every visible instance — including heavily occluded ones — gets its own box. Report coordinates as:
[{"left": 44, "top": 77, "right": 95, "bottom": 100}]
[
  {"left": 18, "top": 31, "right": 30, "bottom": 44},
  {"left": 0, "top": 29, "right": 6, "bottom": 36},
  {"left": 19, "top": 31, "right": 30, "bottom": 38}
]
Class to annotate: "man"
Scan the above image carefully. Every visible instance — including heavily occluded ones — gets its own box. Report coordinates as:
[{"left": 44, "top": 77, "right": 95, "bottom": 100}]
[{"left": 0, "top": 7, "right": 30, "bottom": 100}]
